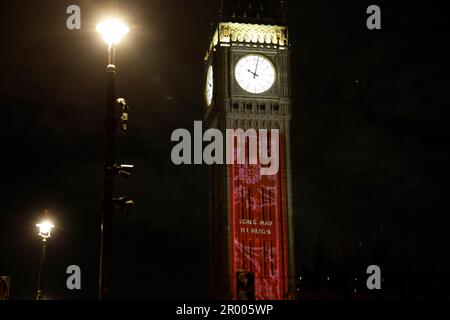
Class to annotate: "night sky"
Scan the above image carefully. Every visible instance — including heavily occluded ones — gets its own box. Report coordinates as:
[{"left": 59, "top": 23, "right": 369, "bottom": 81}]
[{"left": 0, "top": 0, "right": 449, "bottom": 299}]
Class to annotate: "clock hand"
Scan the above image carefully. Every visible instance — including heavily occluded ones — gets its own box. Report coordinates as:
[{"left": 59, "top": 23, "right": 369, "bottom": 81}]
[
  {"left": 247, "top": 69, "right": 257, "bottom": 77},
  {"left": 253, "top": 57, "right": 260, "bottom": 78}
]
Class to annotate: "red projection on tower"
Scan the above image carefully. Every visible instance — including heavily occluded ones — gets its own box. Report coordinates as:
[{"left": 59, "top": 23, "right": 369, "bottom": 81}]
[{"left": 229, "top": 135, "right": 289, "bottom": 300}]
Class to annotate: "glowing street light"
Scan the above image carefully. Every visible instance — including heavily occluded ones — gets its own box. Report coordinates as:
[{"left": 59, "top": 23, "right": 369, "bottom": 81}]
[
  {"left": 96, "top": 18, "right": 129, "bottom": 48},
  {"left": 36, "top": 220, "right": 54, "bottom": 241},
  {"left": 96, "top": 16, "right": 134, "bottom": 300},
  {"left": 35, "top": 213, "right": 54, "bottom": 300}
]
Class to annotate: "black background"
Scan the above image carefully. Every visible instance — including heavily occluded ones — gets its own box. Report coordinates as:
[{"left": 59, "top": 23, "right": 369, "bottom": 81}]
[{"left": 0, "top": 0, "right": 449, "bottom": 299}]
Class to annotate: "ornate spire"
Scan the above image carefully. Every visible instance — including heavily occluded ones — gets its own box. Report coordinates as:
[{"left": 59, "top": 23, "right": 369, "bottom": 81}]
[{"left": 220, "top": 0, "right": 285, "bottom": 24}]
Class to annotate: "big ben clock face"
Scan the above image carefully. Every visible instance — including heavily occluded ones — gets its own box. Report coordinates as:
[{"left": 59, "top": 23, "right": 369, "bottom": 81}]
[
  {"left": 235, "top": 54, "right": 276, "bottom": 94},
  {"left": 205, "top": 65, "right": 213, "bottom": 106}
]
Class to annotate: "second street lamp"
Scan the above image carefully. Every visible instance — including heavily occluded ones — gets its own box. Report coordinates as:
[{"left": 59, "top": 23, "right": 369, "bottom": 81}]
[
  {"left": 35, "top": 217, "right": 54, "bottom": 300},
  {"left": 96, "top": 18, "right": 132, "bottom": 300}
]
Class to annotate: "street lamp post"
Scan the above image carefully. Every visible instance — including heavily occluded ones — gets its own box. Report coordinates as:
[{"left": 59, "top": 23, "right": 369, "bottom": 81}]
[
  {"left": 35, "top": 219, "right": 54, "bottom": 300},
  {"left": 96, "top": 18, "right": 130, "bottom": 300}
]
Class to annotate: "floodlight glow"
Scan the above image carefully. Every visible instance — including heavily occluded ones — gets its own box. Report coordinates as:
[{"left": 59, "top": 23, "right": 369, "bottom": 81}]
[{"left": 96, "top": 18, "right": 129, "bottom": 46}]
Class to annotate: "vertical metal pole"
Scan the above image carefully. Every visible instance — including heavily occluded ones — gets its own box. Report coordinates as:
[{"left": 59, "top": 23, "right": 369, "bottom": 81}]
[
  {"left": 99, "top": 45, "right": 117, "bottom": 300},
  {"left": 36, "top": 240, "right": 46, "bottom": 300}
]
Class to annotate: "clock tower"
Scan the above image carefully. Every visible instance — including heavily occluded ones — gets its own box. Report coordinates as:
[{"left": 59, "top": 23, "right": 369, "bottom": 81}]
[{"left": 204, "top": 0, "right": 295, "bottom": 300}]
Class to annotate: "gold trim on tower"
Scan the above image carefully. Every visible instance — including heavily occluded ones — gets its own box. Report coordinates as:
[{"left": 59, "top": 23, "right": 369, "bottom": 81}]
[{"left": 205, "top": 22, "right": 288, "bottom": 61}]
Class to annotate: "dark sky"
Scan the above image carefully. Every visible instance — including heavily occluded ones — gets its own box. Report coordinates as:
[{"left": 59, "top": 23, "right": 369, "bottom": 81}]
[{"left": 0, "top": 0, "right": 449, "bottom": 299}]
